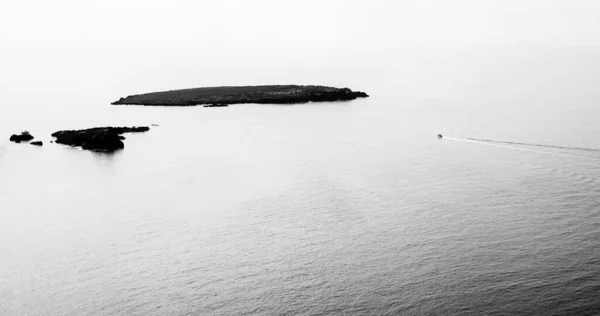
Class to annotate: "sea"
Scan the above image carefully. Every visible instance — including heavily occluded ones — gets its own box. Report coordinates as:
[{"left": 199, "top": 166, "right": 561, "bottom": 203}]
[{"left": 1, "top": 55, "right": 600, "bottom": 315}]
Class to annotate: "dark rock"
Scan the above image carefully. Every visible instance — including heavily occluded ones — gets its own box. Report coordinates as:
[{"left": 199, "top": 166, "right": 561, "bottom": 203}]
[
  {"left": 203, "top": 103, "right": 229, "bottom": 107},
  {"left": 30, "top": 141, "right": 43, "bottom": 146},
  {"left": 51, "top": 126, "right": 149, "bottom": 152},
  {"left": 111, "top": 85, "right": 369, "bottom": 106},
  {"left": 9, "top": 131, "right": 34, "bottom": 143}
]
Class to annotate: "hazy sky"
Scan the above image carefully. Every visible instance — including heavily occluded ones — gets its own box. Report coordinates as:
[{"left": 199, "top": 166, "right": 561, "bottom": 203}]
[{"left": 1, "top": 0, "right": 600, "bottom": 104}]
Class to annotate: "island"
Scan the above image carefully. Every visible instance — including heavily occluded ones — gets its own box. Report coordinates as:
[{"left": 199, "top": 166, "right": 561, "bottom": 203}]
[
  {"left": 51, "top": 126, "right": 150, "bottom": 152},
  {"left": 9, "top": 131, "right": 34, "bottom": 143},
  {"left": 111, "top": 85, "right": 368, "bottom": 106}
]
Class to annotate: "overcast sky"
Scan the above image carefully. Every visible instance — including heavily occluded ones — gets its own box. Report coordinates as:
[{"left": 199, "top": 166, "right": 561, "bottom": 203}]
[{"left": 1, "top": 0, "right": 600, "bottom": 103}]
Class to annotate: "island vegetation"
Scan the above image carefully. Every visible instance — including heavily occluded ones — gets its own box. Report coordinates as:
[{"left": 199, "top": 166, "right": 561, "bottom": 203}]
[{"left": 111, "top": 85, "right": 368, "bottom": 106}]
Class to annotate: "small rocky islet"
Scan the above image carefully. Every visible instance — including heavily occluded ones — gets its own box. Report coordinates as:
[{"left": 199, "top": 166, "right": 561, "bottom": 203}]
[
  {"left": 111, "top": 85, "right": 368, "bottom": 106},
  {"left": 9, "top": 131, "right": 35, "bottom": 143},
  {"left": 51, "top": 126, "right": 150, "bottom": 152},
  {"left": 8, "top": 127, "right": 149, "bottom": 152}
]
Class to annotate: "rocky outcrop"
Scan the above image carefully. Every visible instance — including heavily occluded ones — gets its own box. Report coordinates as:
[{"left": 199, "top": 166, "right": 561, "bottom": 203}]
[
  {"left": 9, "top": 131, "right": 34, "bottom": 143},
  {"left": 30, "top": 141, "right": 43, "bottom": 146},
  {"left": 51, "top": 126, "right": 150, "bottom": 152},
  {"left": 111, "top": 85, "right": 369, "bottom": 106}
]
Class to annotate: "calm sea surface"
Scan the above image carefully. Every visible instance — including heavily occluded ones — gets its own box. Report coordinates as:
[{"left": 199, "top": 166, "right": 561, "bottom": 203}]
[{"left": 1, "top": 90, "right": 599, "bottom": 315}]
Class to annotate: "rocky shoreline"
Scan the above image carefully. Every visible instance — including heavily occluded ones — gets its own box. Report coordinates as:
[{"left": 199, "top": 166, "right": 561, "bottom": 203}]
[{"left": 111, "top": 85, "right": 368, "bottom": 106}]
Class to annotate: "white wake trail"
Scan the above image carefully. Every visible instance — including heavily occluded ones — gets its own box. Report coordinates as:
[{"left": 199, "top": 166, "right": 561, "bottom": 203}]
[{"left": 443, "top": 137, "right": 582, "bottom": 158}]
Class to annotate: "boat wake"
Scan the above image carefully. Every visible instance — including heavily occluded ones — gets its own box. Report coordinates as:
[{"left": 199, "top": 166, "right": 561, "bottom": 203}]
[
  {"left": 442, "top": 136, "right": 600, "bottom": 158},
  {"left": 466, "top": 138, "right": 600, "bottom": 152},
  {"left": 443, "top": 136, "right": 600, "bottom": 193}
]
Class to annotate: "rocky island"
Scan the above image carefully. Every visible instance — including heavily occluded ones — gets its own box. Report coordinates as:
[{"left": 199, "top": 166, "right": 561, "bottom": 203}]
[
  {"left": 111, "top": 85, "right": 368, "bottom": 106},
  {"left": 51, "top": 126, "right": 150, "bottom": 152},
  {"left": 9, "top": 131, "right": 35, "bottom": 143}
]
